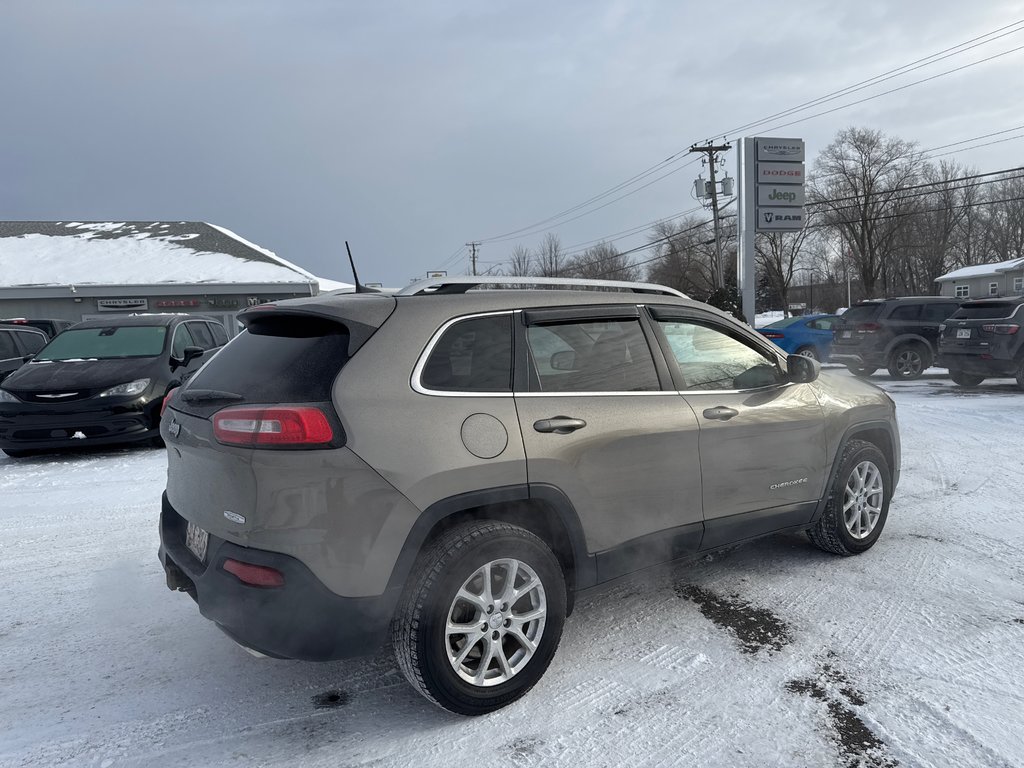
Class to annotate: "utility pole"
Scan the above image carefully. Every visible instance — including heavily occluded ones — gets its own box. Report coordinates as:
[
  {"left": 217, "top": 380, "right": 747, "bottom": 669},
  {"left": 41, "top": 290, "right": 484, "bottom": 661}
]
[
  {"left": 466, "top": 241, "right": 480, "bottom": 276},
  {"left": 690, "top": 142, "right": 731, "bottom": 290}
]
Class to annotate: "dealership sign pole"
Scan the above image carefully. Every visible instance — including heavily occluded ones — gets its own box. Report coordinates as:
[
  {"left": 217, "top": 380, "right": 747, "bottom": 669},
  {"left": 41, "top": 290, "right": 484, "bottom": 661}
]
[{"left": 737, "top": 137, "right": 805, "bottom": 324}]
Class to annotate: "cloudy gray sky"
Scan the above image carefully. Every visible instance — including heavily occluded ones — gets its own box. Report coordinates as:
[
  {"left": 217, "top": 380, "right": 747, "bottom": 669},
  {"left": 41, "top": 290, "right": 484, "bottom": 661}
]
[{"left": 3, "top": 0, "right": 1023, "bottom": 286}]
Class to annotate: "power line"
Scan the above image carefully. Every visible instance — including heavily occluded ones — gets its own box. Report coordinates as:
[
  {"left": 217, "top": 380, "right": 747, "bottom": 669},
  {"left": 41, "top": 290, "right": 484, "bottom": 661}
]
[
  {"left": 930, "top": 133, "right": 1024, "bottom": 159},
  {"left": 921, "top": 124, "right": 1024, "bottom": 153}
]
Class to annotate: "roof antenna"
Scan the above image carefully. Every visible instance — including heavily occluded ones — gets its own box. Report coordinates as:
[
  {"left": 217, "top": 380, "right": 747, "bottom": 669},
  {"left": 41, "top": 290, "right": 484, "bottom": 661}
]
[{"left": 345, "top": 241, "right": 374, "bottom": 293}]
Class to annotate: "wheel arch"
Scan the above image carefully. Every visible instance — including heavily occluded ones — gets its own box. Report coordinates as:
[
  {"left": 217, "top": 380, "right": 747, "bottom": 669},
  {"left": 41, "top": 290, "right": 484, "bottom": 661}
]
[
  {"left": 883, "top": 334, "right": 932, "bottom": 358},
  {"left": 812, "top": 421, "right": 898, "bottom": 523},
  {"left": 384, "top": 484, "right": 595, "bottom": 614}
]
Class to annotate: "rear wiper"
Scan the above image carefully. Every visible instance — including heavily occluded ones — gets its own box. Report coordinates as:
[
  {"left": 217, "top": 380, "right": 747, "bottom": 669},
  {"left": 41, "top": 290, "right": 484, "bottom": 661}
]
[{"left": 179, "top": 389, "right": 244, "bottom": 403}]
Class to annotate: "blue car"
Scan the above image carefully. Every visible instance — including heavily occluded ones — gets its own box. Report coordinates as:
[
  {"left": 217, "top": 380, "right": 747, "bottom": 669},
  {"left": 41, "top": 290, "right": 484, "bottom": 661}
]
[{"left": 757, "top": 314, "right": 839, "bottom": 362}]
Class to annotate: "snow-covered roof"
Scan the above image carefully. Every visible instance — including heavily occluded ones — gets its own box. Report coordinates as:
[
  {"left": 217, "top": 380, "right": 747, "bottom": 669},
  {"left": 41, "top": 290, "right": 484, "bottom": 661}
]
[
  {"left": 935, "top": 257, "right": 1024, "bottom": 282},
  {"left": 315, "top": 276, "right": 356, "bottom": 293},
  {"left": 0, "top": 221, "right": 317, "bottom": 287}
]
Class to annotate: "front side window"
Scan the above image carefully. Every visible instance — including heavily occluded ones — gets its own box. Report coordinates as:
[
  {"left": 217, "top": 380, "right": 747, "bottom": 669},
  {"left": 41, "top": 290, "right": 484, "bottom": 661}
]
[
  {"left": 421, "top": 314, "right": 512, "bottom": 392},
  {"left": 35, "top": 326, "right": 167, "bottom": 361},
  {"left": 171, "top": 324, "right": 196, "bottom": 358},
  {"left": 526, "top": 318, "right": 658, "bottom": 393},
  {"left": 658, "top": 319, "right": 783, "bottom": 391},
  {"left": 955, "top": 284, "right": 969, "bottom": 298},
  {"left": 18, "top": 331, "right": 46, "bottom": 354},
  {"left": 0, "top": 330, "right": 17, "bottom": 361},
  {"left": 186, "top": 322, "right": 215, "bottom": 350}
]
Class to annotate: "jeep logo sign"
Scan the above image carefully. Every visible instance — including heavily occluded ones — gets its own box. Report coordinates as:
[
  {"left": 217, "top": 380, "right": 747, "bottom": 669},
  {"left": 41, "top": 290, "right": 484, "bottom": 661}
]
[{"left": 758, "top": 185, "right": 806, "bottom": 207}]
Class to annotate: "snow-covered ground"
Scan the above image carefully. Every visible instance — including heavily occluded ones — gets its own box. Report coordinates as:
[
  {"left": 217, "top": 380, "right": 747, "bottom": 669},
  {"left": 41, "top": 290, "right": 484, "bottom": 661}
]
[{"left": 2, "top": 370, "right": 1023, "bottom": 768}]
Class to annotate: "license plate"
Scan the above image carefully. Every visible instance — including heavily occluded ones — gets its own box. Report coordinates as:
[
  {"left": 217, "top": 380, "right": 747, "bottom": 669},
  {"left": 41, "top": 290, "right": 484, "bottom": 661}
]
[
  {"left": 956, "top": 329, "right": 971, "bottom": 339},
  {"left": 185, "top": 521, "right": 209, "bottom": 563},
  {"left": 842, "top": 331, "right": 852, "bottom": 339}
]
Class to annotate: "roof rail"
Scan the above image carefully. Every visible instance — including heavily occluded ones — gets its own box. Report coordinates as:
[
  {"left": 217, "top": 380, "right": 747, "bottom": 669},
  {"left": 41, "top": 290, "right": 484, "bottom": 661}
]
[{"left": 396, "top": 275, "right": 689, "bottom": 299}]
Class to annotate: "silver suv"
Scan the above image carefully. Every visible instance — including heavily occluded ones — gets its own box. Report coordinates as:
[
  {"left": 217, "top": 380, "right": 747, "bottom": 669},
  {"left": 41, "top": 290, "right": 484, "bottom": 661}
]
[{"left": 158, "top": 277, "right": 900, "bottom": 715}]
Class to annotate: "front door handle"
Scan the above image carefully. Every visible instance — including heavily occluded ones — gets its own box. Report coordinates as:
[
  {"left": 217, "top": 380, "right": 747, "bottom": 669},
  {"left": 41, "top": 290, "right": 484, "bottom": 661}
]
[
  {"left": 702, "top": 406, "right": 739, "bottom": 421},
  {"left": 533, "top": 416, "right": 587, "bottom": 434}
]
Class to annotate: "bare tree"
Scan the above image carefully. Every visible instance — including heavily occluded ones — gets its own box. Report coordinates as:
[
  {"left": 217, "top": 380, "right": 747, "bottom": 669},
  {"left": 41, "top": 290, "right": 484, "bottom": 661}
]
[
  {"left": 562, "top": 242, "right": 641, "bottom": 281},
  {"left": 809, "top": 127, "right": 927, "bottom": 297},
  {"left": 644, "top": 216, "right": 717, "bottom": 297},
  {"left": 754, "top": 221, "right": 816, "bottom": 315},
  {"left": 534, "top": 233, "right": 564, "bottom": 277},
  {"left": 506, "top": 244, "right": 533, "bottom": 277}
]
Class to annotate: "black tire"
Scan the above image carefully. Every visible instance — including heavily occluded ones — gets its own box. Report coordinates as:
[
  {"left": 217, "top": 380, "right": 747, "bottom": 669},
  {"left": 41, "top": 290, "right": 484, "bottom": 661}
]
[
  {"left": 808, "top": 439, "right": 891, "bottom": 556},
  {"left": 887, "top": 343, "right": 930, "bottom": 380},
  {"left": 392, "top": 520, "right": 567, "bottom": 715},
  {"left": 1, "top": 448, "right": 35, "bottom": 458},
  {"left": 847, "top": 365, "right": 876, "bottom": 378},
  {"left": 1016, "top": 358, "right": 1024, "bottom": 392},
  {"left": 796, "top": 346, "right": 819, "bottom": 361},
  {"left": 949, "top": 369, "right": 984, "bottom": 387}
]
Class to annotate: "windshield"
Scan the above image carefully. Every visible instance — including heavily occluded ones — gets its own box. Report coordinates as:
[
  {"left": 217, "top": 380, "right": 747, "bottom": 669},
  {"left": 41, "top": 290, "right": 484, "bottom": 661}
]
[{"left": 35, "top": 326, "right": 167, "bottom": 360}]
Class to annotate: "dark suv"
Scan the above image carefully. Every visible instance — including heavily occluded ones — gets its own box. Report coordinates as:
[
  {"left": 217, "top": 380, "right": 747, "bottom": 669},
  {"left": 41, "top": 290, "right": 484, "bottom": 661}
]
[
  {"left": 937, "top": 297, "right": 1024, "bottom": 388},
  {"left": 0, "top": 325, "right": 48, "bottom": 384},
  {"left": 0, "top": 314, "right": 227, "bottom": 456},
  {"left": 830, "top": 297, "right": 962, "bottom": 379},
  {"left": 157, "top": 276, "right": 900, "bottom": 715}
]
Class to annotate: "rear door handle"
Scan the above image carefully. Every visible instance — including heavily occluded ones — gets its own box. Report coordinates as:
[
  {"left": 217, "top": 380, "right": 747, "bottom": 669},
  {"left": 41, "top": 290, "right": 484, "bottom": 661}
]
[
  {"left": 533, "top": 416, "right": 587, "bottom": 434},
  {"left": 702, "top": 406, "right": 739, "bottom": 421}
]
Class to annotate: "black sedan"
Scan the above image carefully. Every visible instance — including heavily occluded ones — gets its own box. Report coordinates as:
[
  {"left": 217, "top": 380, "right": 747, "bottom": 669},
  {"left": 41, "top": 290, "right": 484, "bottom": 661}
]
[{"left": 0, "top": 314, "right": 227, "bottom": 457}]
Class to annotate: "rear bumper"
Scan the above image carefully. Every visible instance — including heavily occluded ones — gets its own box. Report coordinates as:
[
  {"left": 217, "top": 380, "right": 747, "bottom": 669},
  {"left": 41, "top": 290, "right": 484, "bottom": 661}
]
[
  {"left": 158, "top": 493, "right": 397, "bottom": 661},
  {"left": 937, "top": 351, "right": 1018, "bottom": 377}
]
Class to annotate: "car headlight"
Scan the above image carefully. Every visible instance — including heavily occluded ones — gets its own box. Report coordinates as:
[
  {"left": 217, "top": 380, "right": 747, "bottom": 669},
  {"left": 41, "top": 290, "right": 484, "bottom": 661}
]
[
  {"left": 0, "top": 388, "right": 21, "bottom": 404},
  {"left": 98, "top": 378, "right": 151, "bottom": 398}
]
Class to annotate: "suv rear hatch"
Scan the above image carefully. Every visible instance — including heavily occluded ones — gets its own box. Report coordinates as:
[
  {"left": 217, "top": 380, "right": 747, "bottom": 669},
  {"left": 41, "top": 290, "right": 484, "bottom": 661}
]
[
  {"left": 163, "top": 295, "right": 396, "bottom": 544},
  {"left": 939, "top": 300, "right": 1023, "bottom": 358},
  {"left": 832, "top": 302, "right": 883, "bottom": 348}
]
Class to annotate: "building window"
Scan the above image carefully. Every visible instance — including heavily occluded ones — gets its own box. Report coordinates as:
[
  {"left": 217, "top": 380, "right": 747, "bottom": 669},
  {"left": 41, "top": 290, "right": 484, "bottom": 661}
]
[
  {"left": 989, "top": 282, "right": 999, "bottom": 296},
  {"left": 955, "top": 284, "right": 969, "bottom": 298},
  {"left": 1015, "top": 277, "right": 1023, "bottom": 294}
]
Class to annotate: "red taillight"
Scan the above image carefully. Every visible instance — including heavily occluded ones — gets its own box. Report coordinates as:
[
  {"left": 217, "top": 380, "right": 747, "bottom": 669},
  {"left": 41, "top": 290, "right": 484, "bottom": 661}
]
[
  {"left": 223, "top": 558, "right": 285, "bottom": 587},
  {"left": 212, "top": 406, "right": 334, "bottom": 447},
  {"left": 981, "top": 323, "right": 1019, "bottom": 335},
  {"left": 160, "top": 387, "right": 179, "bottom": 417},
  {"left": 762, "top": 332, "right": 784, "bottom": 339},
  {"left": 857, "top": 322, "right": 881, "bottom": 332}
]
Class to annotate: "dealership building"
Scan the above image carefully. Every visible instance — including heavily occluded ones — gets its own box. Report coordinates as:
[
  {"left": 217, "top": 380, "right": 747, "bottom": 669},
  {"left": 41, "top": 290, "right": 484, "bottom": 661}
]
[{"left": 0, "top": 221, "right": 350, "bottom": 335}]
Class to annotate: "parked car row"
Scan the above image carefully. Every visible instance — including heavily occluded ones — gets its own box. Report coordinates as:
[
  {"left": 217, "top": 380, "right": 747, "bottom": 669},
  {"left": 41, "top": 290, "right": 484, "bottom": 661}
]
[{"left": 0, "top": 314, "right": 227, "bottom": 456}]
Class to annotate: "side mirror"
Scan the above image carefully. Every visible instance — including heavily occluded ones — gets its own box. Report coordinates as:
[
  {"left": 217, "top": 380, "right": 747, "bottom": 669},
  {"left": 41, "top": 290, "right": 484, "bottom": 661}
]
[
  {"left": 787, "top": 354, "right": 820, "bottom": 384},
  {"left": 173, "top": 345, "right": 205, "bottom": 369},
  {"left": 550, "top": 350, "right": 577, "bottom": 371}
]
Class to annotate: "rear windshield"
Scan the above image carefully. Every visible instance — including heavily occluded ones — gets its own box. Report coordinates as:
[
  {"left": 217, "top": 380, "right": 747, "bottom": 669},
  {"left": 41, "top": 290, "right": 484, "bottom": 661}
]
[
  {"left": 762, "top": 317, "right": 804, "bottom": 329},
  {"left": 840, "top": 304, "right": 882, "bottom": 323},
  {"left": 35, "top": 326, "right": 167, "bottom": 360},
  {"left": 951, "top": 302, "right": 1021, "bottom": 320},
  {"left": 185, "top": 316, "right": 349, "bottom": 402}
]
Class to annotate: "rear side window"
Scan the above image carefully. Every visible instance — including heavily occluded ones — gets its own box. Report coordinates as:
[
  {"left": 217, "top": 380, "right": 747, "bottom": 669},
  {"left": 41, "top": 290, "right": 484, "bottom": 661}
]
[
  {"left": 421, "top": 314, "right": 512, "bottom": 392},
  {"left": 526, "top": 318, "right": 659, "bottom": 393},
  {"left": 807, "top": 317, "right": 835, "bottom": 330},
  {"left": 952, "top": 302, "right": 1020, "bottom": 320},
  {"left": 17, "top": 331, "right": 46, "bottom": 354},
  {"left": 888, "top": 304, "right": 921, "bottom": 321},
  {"left": 208, "top": 322, "right": 228, "bottom": 346},
  {"left": 0, "top": 330, "right": 17, "bottom": 360},
  {"left": 187, "top": 317, "right": 350, "bottom": 403},
  {"left": 840, "top": 304, "right": 881, "bottom": 323},
  {"left": 922, "top": 303, "right": 958, "bottom": 322},
  {"left": 186, "top": 322, "right": 215, "bottom": 350}
]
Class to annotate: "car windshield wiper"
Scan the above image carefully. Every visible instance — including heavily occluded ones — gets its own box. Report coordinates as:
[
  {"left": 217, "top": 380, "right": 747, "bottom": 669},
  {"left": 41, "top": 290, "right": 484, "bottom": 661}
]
[{"left": 179, "top": 389, "right": 245, "bottom": 403}]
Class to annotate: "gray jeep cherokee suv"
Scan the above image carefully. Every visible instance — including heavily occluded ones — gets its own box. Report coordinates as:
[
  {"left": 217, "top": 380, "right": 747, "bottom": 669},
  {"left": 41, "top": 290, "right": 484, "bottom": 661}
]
[{"left": 158, "top": 277, "right": 900, "bottom": 715}]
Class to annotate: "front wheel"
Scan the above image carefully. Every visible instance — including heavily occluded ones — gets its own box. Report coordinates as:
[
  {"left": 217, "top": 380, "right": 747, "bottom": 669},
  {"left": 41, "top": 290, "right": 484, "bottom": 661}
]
[
  {"left": 808, "top": 439, "right": 892, "bottom": 555},
  {"left": 392, "top": 521, "right": 567, "bottom": 715}
]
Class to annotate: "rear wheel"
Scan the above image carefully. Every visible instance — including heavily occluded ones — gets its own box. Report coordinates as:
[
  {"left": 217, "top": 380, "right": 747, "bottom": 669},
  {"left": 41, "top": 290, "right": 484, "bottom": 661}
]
[
  {"left": 949, "top": 369, "right": 984, "bottom": 387},
  {"left": 808, "top": 439, "right": 891, "bottom": 556},
  {"left": 887, "top": 344, "right": 930, "bottom": 380},
  {"left": 1016, "top": 358, "right": 1024, "bottom": 392},
  {"left": 796, "top": 346, "right": 819, "bottom": 361},
  {"left": 392, "top": 521, "right": 567, "bottom": 715},
  {"left": 846, "top": 365, "right": 876, "bottom": 378}
]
